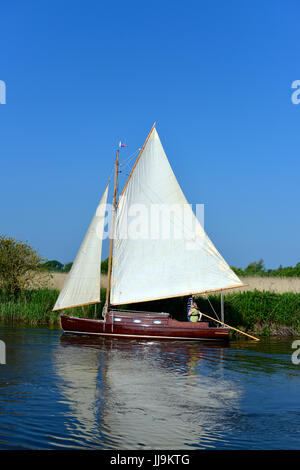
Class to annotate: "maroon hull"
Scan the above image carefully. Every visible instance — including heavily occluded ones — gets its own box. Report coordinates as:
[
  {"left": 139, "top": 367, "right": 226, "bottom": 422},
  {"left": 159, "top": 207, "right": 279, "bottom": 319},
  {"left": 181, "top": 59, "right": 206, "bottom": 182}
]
[{"left": 60, "top": 310, "right": 230, "bottom": 341}]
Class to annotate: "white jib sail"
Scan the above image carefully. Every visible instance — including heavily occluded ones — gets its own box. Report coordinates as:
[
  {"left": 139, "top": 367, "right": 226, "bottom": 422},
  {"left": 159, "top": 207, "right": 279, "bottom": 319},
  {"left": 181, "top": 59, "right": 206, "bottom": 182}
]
[
  {"left": 110, "top": 128, "right": 243, "bottom": 305},
  {"left": 53, "top": 185, "right": 109, "bottom": 311}
]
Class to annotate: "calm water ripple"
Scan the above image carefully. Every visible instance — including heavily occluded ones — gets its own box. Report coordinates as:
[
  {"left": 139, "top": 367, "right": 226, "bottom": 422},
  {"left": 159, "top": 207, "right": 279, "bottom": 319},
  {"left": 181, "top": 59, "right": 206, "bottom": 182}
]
[{"left": 0, "top": 326, "right": 300, "bottom": 449}]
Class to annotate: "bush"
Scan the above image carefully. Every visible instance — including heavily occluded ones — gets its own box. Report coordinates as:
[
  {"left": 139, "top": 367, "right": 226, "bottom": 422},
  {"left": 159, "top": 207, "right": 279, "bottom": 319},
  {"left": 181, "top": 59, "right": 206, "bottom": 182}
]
[
  {"left": 0, "top": 235, "right": 49, "bottom": 297},
  {"left": 63, "top": 262, "right": 73, "bottom": 272},
  {"left": 101, "top": 258, "right": 109, "bottom": 274},
  {"left": 41, "top": 260, "right": 64, "bottom": 272}
]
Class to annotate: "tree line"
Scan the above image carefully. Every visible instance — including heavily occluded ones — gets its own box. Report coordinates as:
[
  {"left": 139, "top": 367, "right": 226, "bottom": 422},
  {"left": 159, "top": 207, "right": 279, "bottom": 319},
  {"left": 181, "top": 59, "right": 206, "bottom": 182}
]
[
  {"left": 1, "top": 234, "right": 299, "bottom": 299},
  {"left": 41, "top": 258, "right": 109, "bottom": 273},
  {"left": 231, "top": 259, "right": 300, "bottom": 277},
  {"left": 46, "top": 256, "right": 300, "bottom": 278}
]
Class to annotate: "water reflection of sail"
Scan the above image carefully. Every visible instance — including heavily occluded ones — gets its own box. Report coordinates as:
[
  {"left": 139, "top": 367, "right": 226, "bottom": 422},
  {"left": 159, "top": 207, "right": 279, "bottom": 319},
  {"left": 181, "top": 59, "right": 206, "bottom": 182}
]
[
  {"left": 53, "top": 339, "right": 105, "bottom": 447},
  {"left": 102, "top": 342, "right": 240, "bottom": 449},
  {"left": 57, "top": 335, "right": 240, "bottom": 449}
]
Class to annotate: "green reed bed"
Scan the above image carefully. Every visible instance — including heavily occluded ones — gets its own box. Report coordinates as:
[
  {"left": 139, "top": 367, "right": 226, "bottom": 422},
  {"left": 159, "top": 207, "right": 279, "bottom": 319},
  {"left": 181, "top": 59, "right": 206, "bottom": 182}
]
[
  {"left": 129, "top": 290, "right": 300, "bottom": 336},
  {"left": 196, "top": 291, "right": 300, "bottom": 336},
  {"left": 0, "top": 289, "right": 61, "bottom": 326},
  {"left": 0, "top": 288, "right": 299, "bottom": 335},
  {"left": 0, "top": 288, "right": 108, "bottom": 326}
]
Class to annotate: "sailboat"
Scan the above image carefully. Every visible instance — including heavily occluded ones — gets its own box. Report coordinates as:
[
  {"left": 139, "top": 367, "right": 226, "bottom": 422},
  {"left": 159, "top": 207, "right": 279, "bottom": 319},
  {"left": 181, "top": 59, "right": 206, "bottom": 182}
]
[{"left": 53, "top": 123, "right": 246, "bottom": 341}]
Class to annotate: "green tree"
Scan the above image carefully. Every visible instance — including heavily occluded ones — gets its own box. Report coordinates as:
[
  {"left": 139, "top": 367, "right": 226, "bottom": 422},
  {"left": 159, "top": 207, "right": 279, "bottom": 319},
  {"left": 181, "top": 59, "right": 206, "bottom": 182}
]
[
  {"left": 230, "top": 265, "right": 245, "bottom": 276},
  {"left": 101, "top": 258, "right": 109, "bottom": 274},
  {"left": 42, "top": 260, "right": 64, "bottom": 272},
  {"left": 63, "top": 262, "right": 73, "bottom": 272},
  {"left": 245, "top": 259, "right": 265, "bottom": 275},
  {"left": 0, "top": 235, "right": 49, "bottom": 296}
]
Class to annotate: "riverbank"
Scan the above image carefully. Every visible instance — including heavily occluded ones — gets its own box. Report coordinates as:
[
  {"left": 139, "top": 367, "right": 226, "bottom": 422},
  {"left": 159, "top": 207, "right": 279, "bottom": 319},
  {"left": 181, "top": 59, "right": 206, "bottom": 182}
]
[
  {"left": 0, "top": 288, "right": 299, "bottom": 336},
  {"left": 48, "top": 273, "right": 300, "bottom": 294},
  {"left": 48, "top": 272, "right": 108, "bottom": 290}
]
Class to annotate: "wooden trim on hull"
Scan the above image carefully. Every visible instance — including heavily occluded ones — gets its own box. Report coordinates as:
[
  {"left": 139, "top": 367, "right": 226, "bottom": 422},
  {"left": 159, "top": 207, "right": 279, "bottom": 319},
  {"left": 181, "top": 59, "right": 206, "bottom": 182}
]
[{"left": 63, "top": 330, "right": 228, "bottom": 341}]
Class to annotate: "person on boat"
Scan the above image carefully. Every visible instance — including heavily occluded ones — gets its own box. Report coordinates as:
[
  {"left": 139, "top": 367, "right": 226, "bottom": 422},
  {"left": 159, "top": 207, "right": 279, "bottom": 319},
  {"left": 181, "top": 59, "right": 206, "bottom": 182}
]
[{"left": 187, "top": 297, "right": 202, "bottom": 322}]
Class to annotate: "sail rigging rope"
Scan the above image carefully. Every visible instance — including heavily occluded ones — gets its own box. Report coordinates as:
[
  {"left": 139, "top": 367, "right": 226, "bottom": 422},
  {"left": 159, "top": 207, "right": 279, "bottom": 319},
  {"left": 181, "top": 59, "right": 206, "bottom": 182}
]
[
  {"left": 117, "top": 149, "right": 140, "bottom": 194},
  {"left": 120, "top": 148, "right": 140, "bottom": 170},
  {"left": 204, "top": 294, "right": 221, "bottom": 322},
  {"left": 107, "top": 160, "right": 116, "bottom": 186}
]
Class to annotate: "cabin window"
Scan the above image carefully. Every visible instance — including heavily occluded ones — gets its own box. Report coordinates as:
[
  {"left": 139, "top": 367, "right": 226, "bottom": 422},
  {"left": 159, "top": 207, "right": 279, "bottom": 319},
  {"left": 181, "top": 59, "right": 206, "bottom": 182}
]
[
  {"left": 133, "top": 319, "right": 141, "bottom": 323},
  {"left": 114, "top": 318, "right": 122, "bottom": 322},
  {"left": 153, "top": 320, "right": 162, "bottom": 324}
]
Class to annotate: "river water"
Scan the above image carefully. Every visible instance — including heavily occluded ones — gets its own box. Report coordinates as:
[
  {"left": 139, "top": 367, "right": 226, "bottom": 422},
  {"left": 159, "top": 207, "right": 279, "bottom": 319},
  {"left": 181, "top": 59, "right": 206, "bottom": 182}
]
[{"left": 0, "top": 326, "right": 299, "bottom": 449}]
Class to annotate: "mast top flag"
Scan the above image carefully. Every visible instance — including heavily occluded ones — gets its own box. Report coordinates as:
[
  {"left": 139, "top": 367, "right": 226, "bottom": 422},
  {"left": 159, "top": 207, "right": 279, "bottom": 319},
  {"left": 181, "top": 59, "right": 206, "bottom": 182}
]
[{"left": 53, "top": 124, "right": 244, "bottom": 312}]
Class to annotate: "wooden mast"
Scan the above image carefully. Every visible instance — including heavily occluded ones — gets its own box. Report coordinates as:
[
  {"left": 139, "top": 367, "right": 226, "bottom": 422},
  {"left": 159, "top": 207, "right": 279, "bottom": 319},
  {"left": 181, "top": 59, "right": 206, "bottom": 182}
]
[{"left": 105, "top": 149, "right": 119, "bottom": 308}]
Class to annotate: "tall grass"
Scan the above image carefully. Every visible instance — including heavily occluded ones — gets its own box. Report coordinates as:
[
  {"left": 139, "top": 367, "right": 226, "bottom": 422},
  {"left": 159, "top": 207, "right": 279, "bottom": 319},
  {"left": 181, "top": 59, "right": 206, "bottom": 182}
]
[
  {"left": 0, "top": 288, "right": 299, "bottom": 335},
  {"left": 0, "top": 288, "right": 107, "bottom": 326},
  {"left": 0, "top": 289, "right": 61, "bottom": 326},
  {"left": 123, "top": 290, "right": 300, "bottom": 336},
  {"left": 196, "top": 291, "right": 300, "bottom": 335}
]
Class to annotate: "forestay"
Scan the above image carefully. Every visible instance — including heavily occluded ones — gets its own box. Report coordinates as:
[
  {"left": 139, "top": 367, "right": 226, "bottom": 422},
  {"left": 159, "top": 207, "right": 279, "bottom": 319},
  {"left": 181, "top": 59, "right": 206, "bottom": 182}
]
[
  {"left": 110, "top": 129, "right": 243, "bottom": 305},
  {"left": 53, "top": 185, "right": 108, "bottom": 311}
]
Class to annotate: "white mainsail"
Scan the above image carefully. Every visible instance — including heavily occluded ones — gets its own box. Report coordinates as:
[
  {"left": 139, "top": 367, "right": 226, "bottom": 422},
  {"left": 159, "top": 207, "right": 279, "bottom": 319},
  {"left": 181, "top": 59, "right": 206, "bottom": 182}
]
[
  {"left": 110, "top": 128, "right": 243, "bottom": 305},
  {"left": 53, "top": 185, "right": 109, "bottom": 311}
]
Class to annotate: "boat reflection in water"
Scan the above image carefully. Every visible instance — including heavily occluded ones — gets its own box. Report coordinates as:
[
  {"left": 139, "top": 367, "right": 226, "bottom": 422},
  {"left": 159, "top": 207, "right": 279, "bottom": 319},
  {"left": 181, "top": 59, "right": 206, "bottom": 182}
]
[{"left": 55, "top": 334, "right": 240, "bottom": 449}]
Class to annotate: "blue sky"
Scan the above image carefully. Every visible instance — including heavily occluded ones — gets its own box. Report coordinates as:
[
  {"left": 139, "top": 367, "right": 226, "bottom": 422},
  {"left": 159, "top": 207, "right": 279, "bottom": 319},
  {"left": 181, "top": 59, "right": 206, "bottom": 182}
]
[{"left": 1, "top": 0, "right": 299, "bottom": 268}]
